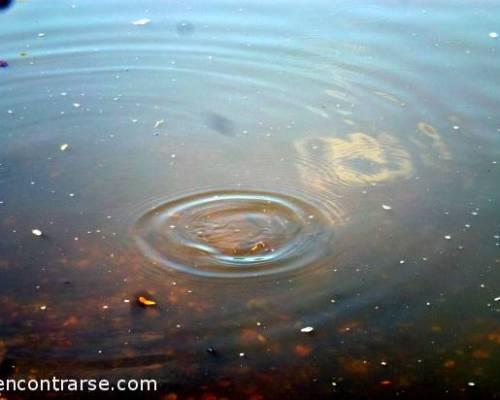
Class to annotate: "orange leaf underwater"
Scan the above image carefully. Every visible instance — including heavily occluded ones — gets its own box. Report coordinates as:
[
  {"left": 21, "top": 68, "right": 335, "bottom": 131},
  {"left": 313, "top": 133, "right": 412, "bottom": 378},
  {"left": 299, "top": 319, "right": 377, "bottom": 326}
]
[{"left": 137, "top": 296, "right": 157, "bottom": 306}]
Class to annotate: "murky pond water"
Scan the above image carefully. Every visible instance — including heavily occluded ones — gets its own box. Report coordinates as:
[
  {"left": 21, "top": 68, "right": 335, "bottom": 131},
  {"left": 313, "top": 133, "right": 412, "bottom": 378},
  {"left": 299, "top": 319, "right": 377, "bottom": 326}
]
[{"left": 1, "top": 0, "right": 500, "bottom": 398}]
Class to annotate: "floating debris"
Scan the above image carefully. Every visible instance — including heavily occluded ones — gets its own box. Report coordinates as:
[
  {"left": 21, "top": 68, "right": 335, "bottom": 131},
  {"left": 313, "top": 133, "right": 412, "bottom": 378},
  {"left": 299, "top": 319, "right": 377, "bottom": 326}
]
[
  {"left": 381, "top": 204, "right": 392, "bottom": 211},
  {"left": 300, "top": 326, "right": 314, "bottom": 334},
  {"left": 132, "top": 18, "right": 151, "bottom": 26},
  {"left": 32, "top": 228, "right": 43, "bottom": 237},
  {"left": 0, "top": 59, "right": 8, "bottom": 68},
  {"left": 137, "top": 296, "right": 156, "bottom": 306},
  {"left": 489, "top": 32, "right": 498, "bottom": 39},
  {"left": 250, "top": 241, "right": 269, "bottom": 253},
  {"left": 154, "top": 119, "right": 165, "bottom": 129},
  {"left": 60, "top": 143, "right": 70, "bottom": 152}
]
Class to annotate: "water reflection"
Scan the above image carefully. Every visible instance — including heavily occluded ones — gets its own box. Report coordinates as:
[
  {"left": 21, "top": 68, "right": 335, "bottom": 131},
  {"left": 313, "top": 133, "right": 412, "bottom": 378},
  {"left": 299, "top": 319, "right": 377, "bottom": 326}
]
[
  {"left": 295, "top": 132, "right": 413, "bottom": 189},
  {"left": 132, "top": 190, "right": 336, "bottom": 278}
]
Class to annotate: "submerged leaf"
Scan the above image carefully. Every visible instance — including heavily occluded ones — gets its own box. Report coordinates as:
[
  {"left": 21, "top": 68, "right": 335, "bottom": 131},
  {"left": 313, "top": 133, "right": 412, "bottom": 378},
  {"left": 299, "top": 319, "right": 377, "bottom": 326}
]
[{"left": 137, "top": 296, "right": 156, "bottom": 306}]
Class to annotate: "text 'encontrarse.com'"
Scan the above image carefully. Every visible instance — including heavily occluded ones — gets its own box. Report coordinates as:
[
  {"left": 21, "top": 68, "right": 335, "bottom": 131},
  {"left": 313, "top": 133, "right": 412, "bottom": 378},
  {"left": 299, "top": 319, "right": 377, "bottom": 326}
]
[{"left": 0, "top": 377, "right": 158, "bottom": 392}]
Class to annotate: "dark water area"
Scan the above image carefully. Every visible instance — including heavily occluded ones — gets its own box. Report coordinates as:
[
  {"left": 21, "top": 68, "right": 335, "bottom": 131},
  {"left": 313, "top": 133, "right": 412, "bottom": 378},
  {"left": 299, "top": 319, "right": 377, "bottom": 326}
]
[{"left": 1, "top": 0, "right": 500, "bottom": 398}]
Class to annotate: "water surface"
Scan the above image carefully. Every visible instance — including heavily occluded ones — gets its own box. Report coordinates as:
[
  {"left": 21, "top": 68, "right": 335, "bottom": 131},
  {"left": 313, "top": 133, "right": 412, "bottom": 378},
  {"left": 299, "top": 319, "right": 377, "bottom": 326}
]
[{"left": 1, "top": 0, "right": 500, "bottom": 398}]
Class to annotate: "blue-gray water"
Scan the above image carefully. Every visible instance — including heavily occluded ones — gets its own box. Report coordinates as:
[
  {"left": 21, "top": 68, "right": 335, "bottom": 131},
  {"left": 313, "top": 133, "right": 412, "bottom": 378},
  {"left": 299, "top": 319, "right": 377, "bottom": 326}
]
[{"left": 1, "top": 0, "right": 499, "bottom": 398}]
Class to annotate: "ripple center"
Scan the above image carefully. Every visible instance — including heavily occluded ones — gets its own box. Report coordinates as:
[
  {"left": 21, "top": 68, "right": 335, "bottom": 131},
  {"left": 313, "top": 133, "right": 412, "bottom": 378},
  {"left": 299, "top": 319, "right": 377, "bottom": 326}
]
[{"left": 132, "top": 190, "right": 335, "bottom": 278}]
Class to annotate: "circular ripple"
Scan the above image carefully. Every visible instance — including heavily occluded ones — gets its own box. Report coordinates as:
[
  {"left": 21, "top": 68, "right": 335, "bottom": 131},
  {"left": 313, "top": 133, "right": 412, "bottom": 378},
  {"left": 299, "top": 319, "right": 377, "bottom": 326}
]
[{"left": 132, "top": 190, "right": 335, "bottom": 278}]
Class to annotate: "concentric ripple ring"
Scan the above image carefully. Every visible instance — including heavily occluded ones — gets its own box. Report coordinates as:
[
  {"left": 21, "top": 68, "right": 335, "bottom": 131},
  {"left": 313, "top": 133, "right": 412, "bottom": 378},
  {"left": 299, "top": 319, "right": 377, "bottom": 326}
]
[{"left": 132, "top": 190, "right": 335, "bottom": 278}]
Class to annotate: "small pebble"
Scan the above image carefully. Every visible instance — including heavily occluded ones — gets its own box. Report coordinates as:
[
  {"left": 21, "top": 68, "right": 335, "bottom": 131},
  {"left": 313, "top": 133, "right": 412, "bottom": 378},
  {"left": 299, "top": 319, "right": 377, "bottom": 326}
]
[
  {"left": 300, "top": 326, "right": 314, "bottom": 333},
  {"left": 32, "top": 229, "right": 43, "bottom": 237}
]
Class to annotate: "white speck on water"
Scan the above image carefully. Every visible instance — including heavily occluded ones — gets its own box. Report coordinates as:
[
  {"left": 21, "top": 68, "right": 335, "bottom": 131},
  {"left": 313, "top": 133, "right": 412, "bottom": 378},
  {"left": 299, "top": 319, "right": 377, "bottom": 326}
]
[
  {"left": 300, "top": 326, "right": 314, "bottom": 333},
  {"left": 399, "top": 260, "right": 405, "bottom": 264},
  {"left": 132, "top": 18, "right": 151, "bottom": 26},
  {"left": 154, "top": 119, "right": 165, "bottom": 128},
  {"left": 489, "top": 32, "right": 498, "bottom": 39},
  {"left": 68, "top": 193, "right": 75, "bottom": 197},
  {"left": 468, "top": 381, "right": 476, "bottom": 387},
  {"left": 239, "top": 352, "right": 245, "bottom": 357},
  {"left": 425, "top": 302, "right": 431, "bottom": 306},
  {"left": 382, "top": 204, "right": 392, "bottom": 210},
  {"left": 444, "top": 235, "right": 451, "bottom": 240},
  {"left": 60, "top": 143, "right": 69, "bottom": 151},
  {"left": 32, "top": 229, "right": 43, "bottom": 237},
  {"left": 452, "top": 125, "right": 460, "bottom": 130},
  {"left": 73, "top": 103, "right": 81, "bottom": 108},
  {"left": 38, "top": 32, "right": 46, "bottom": 37},
  {"left": 40, "top": 305, "right": 47, "bottom": 310},
  {"left": 494, "top": 297, "right": 500, "bottom": 302}
]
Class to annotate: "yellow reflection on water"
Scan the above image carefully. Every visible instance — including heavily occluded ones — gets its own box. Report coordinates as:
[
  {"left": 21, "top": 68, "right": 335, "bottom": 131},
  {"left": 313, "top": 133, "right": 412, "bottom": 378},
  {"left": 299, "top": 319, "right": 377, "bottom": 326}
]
[
  {"left": 295, "top": 132, "right": 413, "bottom": 189},
  {"left": 373, "top": 91, "right": 407, "bottom": 107},
  {"left": 417, "top": 122, "right": 451, "bottom": 160}
]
